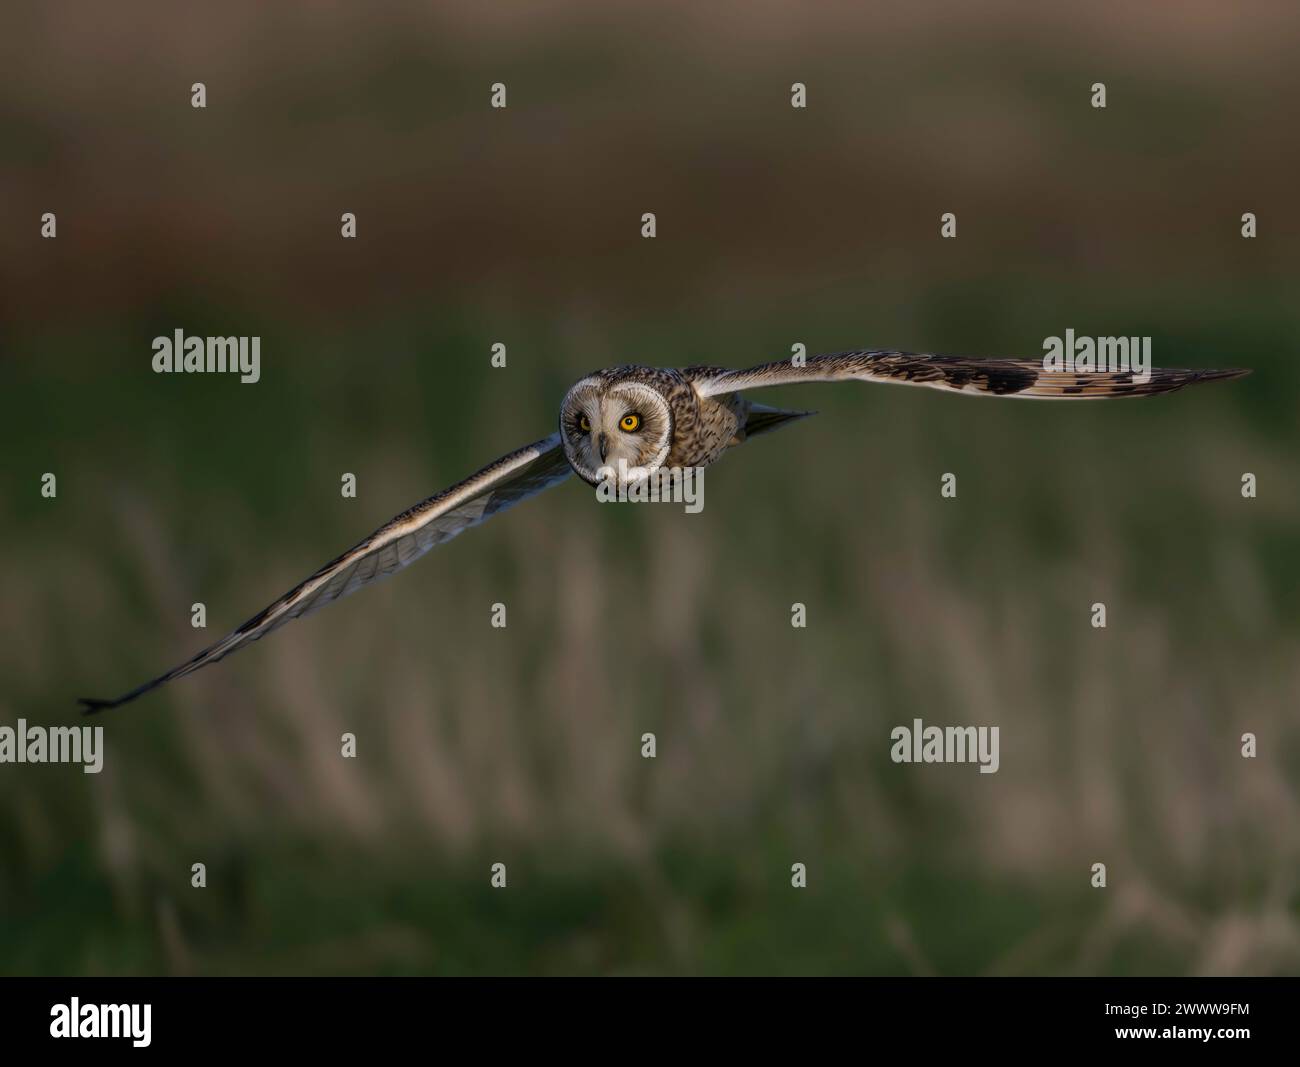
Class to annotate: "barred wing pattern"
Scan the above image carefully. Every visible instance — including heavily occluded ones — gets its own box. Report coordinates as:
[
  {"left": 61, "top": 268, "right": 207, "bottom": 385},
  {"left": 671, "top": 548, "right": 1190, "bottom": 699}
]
[
  {"left": 79, "top": 434, "right": 572, "bottom": 712},
  {"left": 691, "top": 350, "right": 1249, "bottom": 400}
]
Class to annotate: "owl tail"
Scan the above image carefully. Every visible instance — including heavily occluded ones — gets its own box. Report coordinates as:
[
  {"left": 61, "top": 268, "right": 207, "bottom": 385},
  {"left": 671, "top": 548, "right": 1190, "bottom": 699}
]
[{"left": 740, "top": 403, "right": 816, "bottom": 441}]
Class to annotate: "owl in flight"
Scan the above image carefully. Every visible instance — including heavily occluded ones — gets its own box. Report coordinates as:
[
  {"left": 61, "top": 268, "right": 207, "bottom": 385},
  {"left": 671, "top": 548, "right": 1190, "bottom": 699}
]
[{"left": 79, "top": 349, "right": 1247, "bottom": 712}]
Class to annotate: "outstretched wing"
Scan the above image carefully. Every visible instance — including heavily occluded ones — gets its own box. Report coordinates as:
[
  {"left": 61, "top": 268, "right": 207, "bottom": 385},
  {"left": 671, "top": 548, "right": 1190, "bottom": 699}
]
[
  {"left": 690, "top": 349, "right": 1249, "bottom": 400},
  {"left": 79, "top": 434, "right": 573, "bottom": 713}
]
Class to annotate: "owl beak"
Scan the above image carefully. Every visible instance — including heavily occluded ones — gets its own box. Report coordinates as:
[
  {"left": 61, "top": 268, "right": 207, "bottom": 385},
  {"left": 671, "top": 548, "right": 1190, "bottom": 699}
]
[{"left": 598, "top": 433, "right": 609, "bottom": 462}]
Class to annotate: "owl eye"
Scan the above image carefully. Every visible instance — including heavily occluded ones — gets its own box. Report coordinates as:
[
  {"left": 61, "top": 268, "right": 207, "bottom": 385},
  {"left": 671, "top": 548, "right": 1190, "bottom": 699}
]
[
  {"left": 577, "top": 415, "right": 591, "bottom": 433},
  {"left": 619, "top": 413, "right": 641, "bottom": 432}
]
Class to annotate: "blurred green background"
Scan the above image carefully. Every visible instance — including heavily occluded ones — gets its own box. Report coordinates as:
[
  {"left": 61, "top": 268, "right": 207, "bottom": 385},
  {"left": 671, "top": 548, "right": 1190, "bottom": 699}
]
[{"left": 2, "top": 2, "right": 1298, "bottom": 975}]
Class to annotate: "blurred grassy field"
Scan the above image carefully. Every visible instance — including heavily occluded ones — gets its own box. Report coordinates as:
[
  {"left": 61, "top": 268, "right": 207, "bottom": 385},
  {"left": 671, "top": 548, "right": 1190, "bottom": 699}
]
[{"left": 2, "top": 2, "right": 1299, "bottom": 975}]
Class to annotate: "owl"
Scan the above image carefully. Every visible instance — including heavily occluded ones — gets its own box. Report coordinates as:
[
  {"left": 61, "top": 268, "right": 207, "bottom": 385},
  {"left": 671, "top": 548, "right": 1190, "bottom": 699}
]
[{"left": 80, "top": 348, "right": 1247, "bottom": 711}]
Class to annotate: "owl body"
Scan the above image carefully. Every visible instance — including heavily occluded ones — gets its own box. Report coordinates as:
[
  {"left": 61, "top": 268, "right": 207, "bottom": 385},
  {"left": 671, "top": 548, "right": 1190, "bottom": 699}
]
[{"left": 80, "top": 348, "right": 1246, "bottom": 712}]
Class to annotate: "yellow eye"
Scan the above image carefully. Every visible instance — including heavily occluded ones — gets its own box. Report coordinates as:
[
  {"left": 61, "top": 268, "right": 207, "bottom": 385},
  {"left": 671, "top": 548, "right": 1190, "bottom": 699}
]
[
  {"left": 578, "top": 415, "right": 591, "bottom": 433},
  {"left": 619, "top": 413, "right": 641, "bottom": 432}
]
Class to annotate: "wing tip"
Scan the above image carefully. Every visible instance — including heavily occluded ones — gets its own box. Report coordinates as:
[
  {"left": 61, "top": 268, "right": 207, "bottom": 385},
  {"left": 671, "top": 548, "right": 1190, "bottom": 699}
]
[
  {"left": 78, "top": 689, "right": 148, "bottom": 714},
  {"left": 1168, "top": 366, "right": 1251, "bottom": 392}
]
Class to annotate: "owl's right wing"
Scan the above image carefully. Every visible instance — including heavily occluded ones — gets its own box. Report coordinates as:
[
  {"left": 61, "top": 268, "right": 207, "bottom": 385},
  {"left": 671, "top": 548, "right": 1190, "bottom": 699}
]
[
  {"left": 690, "top": 349, "right": 1249, "bottom": 400},
  {"left": 79, "top": 433, "right": 573, "bottom": 713}
]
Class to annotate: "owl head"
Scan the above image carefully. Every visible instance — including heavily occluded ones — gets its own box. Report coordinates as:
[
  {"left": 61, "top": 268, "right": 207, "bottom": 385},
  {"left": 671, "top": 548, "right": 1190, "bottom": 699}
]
[{"left": 559, "top": 374, "right": 673, "bottom": 486}]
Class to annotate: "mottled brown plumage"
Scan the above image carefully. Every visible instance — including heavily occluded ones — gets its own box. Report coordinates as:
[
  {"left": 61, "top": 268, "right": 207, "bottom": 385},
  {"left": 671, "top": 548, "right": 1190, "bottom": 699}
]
[{"left": 689, "top": 349, "right": 1249, "bottom": 399}]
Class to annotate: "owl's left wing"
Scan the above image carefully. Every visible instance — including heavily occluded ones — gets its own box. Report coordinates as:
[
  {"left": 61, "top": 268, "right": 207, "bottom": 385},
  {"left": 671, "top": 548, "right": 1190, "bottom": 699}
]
[
  {"left": 691, "top": 349, "right": 1249, "bottom": 400},
  {"left": 78, "top": 433, "right": 573, "bottom": 713}
]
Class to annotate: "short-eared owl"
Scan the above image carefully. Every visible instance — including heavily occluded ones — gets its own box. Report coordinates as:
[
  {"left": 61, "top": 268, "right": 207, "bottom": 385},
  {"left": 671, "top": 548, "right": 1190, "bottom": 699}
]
[{"left": 81, "top": 349, "right": 1247, "bottom": 711}]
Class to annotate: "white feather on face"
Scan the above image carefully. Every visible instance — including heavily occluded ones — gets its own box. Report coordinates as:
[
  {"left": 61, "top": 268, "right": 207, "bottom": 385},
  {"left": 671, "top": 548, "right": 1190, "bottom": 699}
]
[{"left": 559, "top": 378, "right": 673, "bottom": 486}]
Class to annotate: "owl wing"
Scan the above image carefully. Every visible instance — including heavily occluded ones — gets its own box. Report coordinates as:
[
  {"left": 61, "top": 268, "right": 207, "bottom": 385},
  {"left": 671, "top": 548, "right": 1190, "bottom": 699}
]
[
  {"left": 79, "top": 433, "right": 573, "bottom": 713},
  {"left": 690, "top": 349, "right": 1249, "bottom": 400}
]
